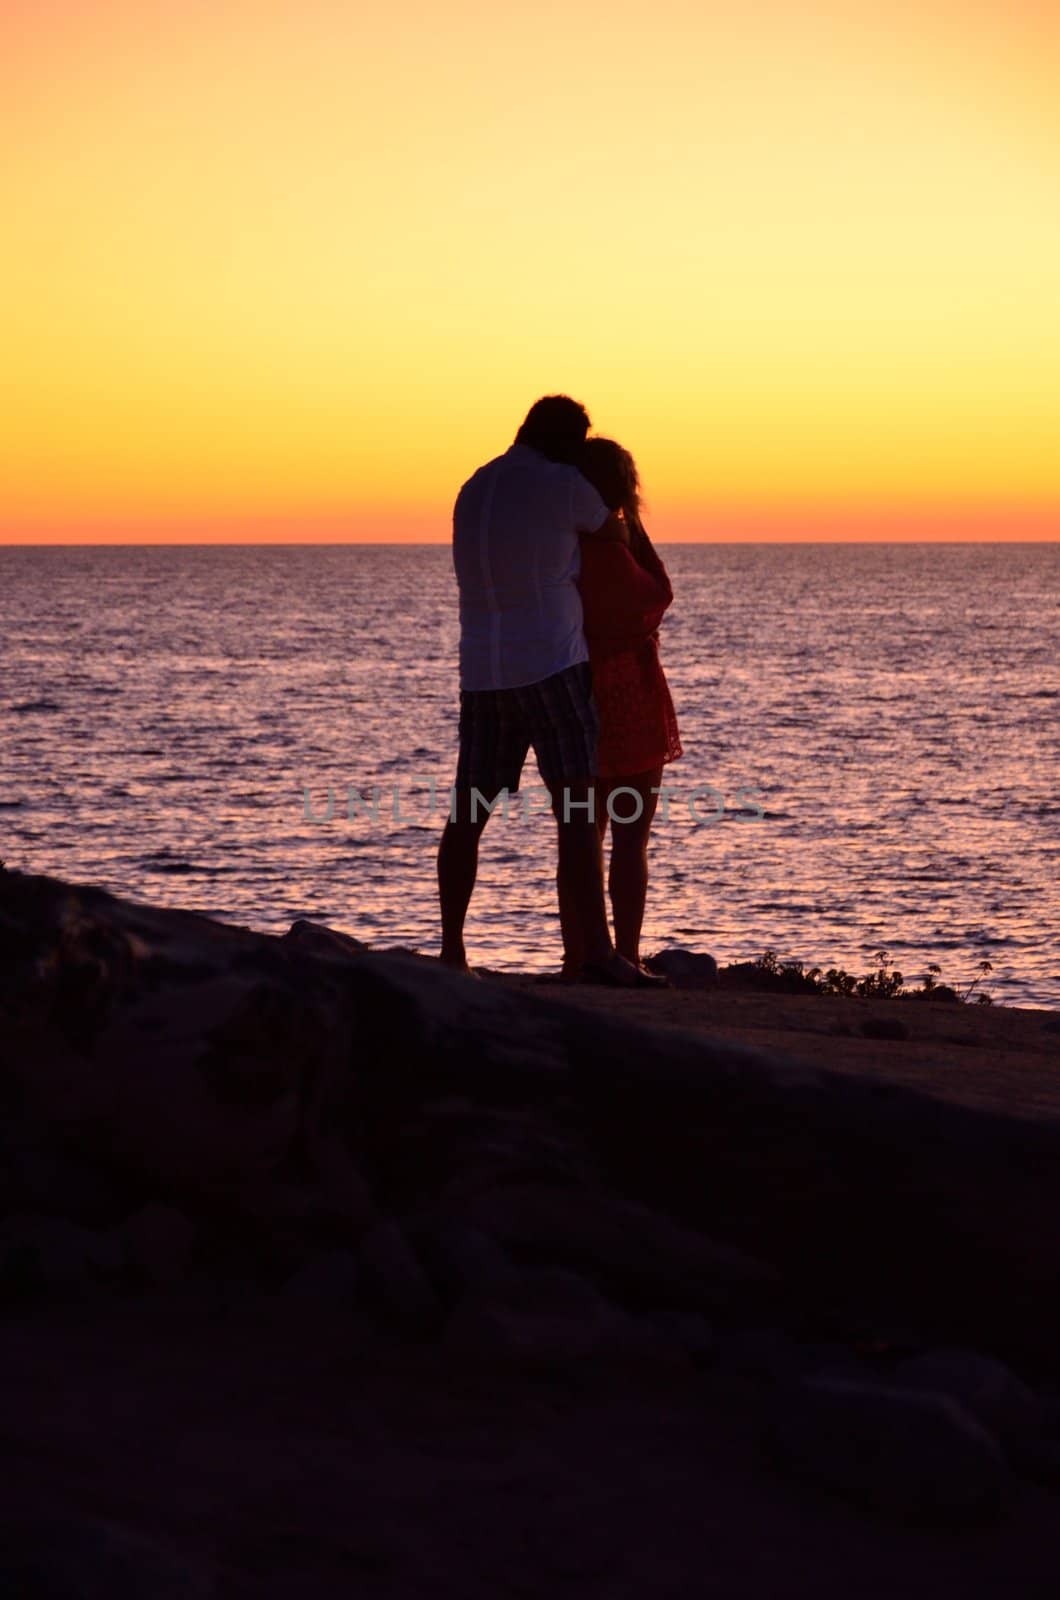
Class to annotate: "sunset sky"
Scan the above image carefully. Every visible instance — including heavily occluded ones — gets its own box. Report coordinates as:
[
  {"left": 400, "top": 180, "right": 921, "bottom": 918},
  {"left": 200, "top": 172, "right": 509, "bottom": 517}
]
[{"left": 4, "top": 0, "right": 1059, "bottom": 542}]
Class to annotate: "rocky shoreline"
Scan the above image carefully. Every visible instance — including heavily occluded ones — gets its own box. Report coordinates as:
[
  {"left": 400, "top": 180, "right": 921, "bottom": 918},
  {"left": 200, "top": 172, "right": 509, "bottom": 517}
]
[{"left": 2, "top": 866, "right": 1060, "bottom": 1595}]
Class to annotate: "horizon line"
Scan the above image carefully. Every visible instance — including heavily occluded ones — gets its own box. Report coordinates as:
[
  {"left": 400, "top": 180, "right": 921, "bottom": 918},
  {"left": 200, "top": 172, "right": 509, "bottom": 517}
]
[{"left": 2, "top": 537, "right": 1058, "bottom": 549}]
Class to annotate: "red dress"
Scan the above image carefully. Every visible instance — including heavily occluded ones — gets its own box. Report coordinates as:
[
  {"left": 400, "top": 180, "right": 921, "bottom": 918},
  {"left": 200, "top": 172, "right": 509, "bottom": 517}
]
[{"left": 578, "top": 536, "right": 683, "bottom": 779}]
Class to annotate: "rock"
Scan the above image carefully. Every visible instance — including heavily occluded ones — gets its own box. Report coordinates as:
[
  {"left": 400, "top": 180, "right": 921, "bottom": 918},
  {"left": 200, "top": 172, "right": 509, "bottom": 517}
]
[
  {"left": 440, "top": 1182, "right": 782, "bottom": 1312},
  {"left": 717, "top": 1327, "right": 800, "bottom": 1384},
  {"left": 860, "top": 1016, "right": 910, "bottom": 1042},
  {"left": 424, "top": 1101, "right": 591, "bottom": 1206},
  {"left": 444, "top": 1288, "right": 604, "bottom": 1373},
  {"left": 10, "top": 971, "right": 310, "bottom": 1196},
  {"left": 718, "top": 1328, "right": 867, "bottom": 1386},
  {"left": 0, "top": 1213, "right": 123, "bottom": 1296},
  {"left": 2, "top": 1146, "right": 126, "bottom": 1226},
  {"left": 768, "top": 1375, "right": 1011, "bottom": 1522},
  {"left": 444, "top": 1267, "right": 690, "bottom": 1376},
  {"left": 282, "top": 919, "right": 366, "bottom": 962},
  {"left": 1040, "top": 1392, "right": 1060, "bottom": 1436},
  {"left": 792, "top": 1341, "right": 870, "bottom": 1382},
  {"left": 301, "top": 1131, "right": 375, "bottom": 1230},
  {"left": 121, "top": 1204, "right": 195, "bottom": 1285},
  {"left": 411, "top": 1222, "right": 519, "bottom": 1303},
  {"left": 1041, "top": 1013, "right": 1060, "bottom": 1035},
  {"left": 8, "top": 865, "right": 1060, "bottom": 1377},
  {"left": 0, "top": 1516, "right": 214, "bottom": 1597},
  {"left": 513, "top": 1265, "right": 616, "bottom": 1315},
  {"left": 225, "top": 1179, "right": 320, "bottom": 1224},
  {"left": 357, "top": 1219, "right": 443, "bottom": 1334},
  {"left": 1010, "top": 1434, "right": 1060, "bottom": 1484},
  {"left": 894, "top": 1347, "right": 1042, "bottom": 1448},
  {"left": 647, "top": 1310, "right": 715, "bottom": 1366},
  {"left": 643, "top": 948, "right": 718, "bottom": 988},
  {"left": 284, "top": 1248, "right": 358, "bottom": 1306}
]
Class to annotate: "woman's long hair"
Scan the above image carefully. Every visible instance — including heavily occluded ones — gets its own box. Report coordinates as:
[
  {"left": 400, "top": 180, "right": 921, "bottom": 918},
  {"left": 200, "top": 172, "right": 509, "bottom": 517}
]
[{"left": 579, "top": 437, "right": 663, "bottom": 577}]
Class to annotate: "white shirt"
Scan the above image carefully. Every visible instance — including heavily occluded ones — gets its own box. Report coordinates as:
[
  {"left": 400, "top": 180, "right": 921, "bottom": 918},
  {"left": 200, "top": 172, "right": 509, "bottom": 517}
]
[{"left": 452, "top": 444, "right": 610, "bottom": 691}]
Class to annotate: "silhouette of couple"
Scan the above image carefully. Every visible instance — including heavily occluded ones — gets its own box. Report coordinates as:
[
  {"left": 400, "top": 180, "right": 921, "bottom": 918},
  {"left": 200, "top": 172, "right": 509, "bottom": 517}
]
[{"left": 438, "top": 395, "right": 682, "bottom": 987}]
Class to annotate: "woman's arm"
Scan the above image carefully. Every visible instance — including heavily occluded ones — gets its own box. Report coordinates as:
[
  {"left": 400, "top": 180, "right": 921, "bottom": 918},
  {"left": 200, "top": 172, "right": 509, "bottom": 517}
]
[
  {"left": 626, "top": 512, "right": 672, "bottom": 602},
  {"left": 579, "top": 538, "right": 672, "bottom": 652}
]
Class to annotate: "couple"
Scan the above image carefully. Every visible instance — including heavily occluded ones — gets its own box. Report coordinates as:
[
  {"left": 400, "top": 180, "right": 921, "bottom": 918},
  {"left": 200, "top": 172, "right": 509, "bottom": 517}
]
[{"left": 437, "top": 395, "right": 682, "bottom": 988}]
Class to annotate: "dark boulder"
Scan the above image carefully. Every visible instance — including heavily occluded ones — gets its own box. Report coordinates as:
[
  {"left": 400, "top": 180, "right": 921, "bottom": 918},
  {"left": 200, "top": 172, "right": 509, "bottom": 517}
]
[
  {"left": 768, "top": 1375, "right": 1012, "bottom": 1522},
  {"left": 643, "top": 948, "right": 718, "bottom": 988}
]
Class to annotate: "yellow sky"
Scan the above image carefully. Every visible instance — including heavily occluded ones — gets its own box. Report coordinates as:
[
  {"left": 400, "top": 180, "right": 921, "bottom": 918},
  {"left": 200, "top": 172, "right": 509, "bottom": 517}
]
[{"left": 3, "top": 0, "right": 1059, "bottom": 541}]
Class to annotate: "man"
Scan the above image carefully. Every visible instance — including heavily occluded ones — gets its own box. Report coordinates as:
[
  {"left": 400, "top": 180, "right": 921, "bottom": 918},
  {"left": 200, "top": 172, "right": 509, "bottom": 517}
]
[{"left": 437, "top": 394, "right": 662, "bottom": 986}]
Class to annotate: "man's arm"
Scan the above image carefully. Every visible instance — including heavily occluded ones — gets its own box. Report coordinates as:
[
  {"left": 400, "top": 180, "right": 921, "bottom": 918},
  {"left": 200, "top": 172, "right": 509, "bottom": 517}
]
[{"left": 577, "top": 511, "right": 629, "bottom": 545}]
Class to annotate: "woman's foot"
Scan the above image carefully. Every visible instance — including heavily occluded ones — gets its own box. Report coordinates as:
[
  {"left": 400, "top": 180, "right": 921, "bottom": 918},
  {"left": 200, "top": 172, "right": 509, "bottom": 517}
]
[{"left": 578, "top": 951, "right": 669, "bottom": 989}]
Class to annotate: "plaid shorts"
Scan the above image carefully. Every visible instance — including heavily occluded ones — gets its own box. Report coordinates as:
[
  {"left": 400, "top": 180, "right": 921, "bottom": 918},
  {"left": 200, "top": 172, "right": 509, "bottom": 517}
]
[{"left": 455, "top": 661, "right": 598, "bottom": 798}]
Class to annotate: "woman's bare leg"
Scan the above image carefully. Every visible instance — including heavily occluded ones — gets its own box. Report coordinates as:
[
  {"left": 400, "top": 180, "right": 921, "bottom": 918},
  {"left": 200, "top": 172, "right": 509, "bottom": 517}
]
[{"left": 605, "top": 767, "right": 663, "bottom": 967}]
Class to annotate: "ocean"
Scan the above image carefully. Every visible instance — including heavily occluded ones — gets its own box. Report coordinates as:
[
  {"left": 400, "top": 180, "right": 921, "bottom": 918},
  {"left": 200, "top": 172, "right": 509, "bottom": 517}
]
[{"left": 2, "top": 543, "right": 1057, "bottom": 1006}]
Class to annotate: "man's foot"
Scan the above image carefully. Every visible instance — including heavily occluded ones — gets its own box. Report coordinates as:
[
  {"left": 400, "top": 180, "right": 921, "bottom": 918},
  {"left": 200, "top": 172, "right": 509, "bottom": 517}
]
[
  {"left": 578, "top": 951, "right": 669, "bottom": 989},
  {"left": 439, "top": 946, "right": 472, "bottom": 975}
]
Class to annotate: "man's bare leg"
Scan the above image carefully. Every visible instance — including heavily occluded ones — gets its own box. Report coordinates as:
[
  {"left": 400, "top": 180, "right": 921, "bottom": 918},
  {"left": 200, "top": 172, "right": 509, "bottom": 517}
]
[
  {"left": 556, "top": 854, "right": 590, "bottom": 980},
  {"left": 553, "top": 782, "right": 618, "bottom": 970},
  {"left": 556, "top": 780, "right": 668, "bottom": 986},
  {"left": 557, "top": 786, "right": 610, "bottom": 977},
  {"left": 437, "top": 791, "right": 490, "bottom": 970}
]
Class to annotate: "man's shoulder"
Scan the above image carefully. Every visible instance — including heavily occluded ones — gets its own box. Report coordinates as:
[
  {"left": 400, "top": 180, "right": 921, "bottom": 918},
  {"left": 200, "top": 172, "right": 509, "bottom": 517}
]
[{"left": 456, "top": 452, "right": 507, "bottom": 500}]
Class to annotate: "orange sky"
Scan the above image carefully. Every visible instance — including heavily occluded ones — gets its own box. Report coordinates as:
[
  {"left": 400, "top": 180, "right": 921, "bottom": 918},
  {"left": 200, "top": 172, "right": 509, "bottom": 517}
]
[{"left": 3, "top": 0, "right": 1059, "bottom": 542}]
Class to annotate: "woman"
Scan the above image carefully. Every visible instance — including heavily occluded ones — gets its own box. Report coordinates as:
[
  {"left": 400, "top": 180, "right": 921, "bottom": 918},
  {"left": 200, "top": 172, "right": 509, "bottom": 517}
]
[{"left": 559, "top": 437, "right": 682, "bottom": 978}]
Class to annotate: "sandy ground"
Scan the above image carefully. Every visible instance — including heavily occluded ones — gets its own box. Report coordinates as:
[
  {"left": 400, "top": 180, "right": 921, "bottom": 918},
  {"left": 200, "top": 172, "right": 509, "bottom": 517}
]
[{"left": 496, "top": 978, "right": 1060, "bottom": 1122}]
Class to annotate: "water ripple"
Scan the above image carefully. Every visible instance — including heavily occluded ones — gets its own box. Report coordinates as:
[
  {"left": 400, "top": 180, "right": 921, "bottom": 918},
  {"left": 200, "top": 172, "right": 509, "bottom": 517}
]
[{"left": 1, "top": 542, "right": 1057, "bottom": 1004}]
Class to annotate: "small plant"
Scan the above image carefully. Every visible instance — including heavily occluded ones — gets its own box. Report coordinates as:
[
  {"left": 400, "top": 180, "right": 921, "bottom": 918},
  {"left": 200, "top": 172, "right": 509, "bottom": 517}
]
[
  {"left": 725, "top": 949, "right": 995, "bottom": 1005},
  {"left": 820, "top": 967, "right": 857, "bottom": 996},
  {"left": 854, "top": 949, "right": 904, "bottom": 999},
  {"left": 957, "top": 959, "right": 994, "bottom": 1005},
  {"left": 734, "top": 949, "right": 822, "bottom": 994},
  {"left": 905, "top": 962, "right": 959, "bottom": 1003}
]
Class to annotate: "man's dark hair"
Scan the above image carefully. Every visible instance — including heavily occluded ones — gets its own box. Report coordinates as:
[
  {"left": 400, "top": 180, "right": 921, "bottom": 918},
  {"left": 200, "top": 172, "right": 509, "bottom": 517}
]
[{"left": 514, "top": 395, "right": 592, "bottom": 464}]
